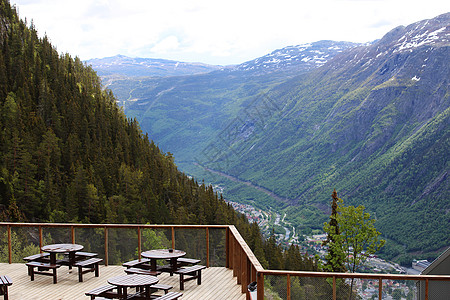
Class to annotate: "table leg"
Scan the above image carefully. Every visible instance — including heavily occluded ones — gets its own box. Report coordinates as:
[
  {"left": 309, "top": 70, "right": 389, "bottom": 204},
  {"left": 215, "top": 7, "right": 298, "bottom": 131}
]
[
  {"left": 117, "top": 286, "right": 127, "bottom": 299},
  {"left": 170, "top": 258, "right": 177, "bottom": 275},
  {"left": 143, "top": 285, "right": 150, "bottom": 299},
  {"left": 50, "top": 253, "right": 56, "bottom": 265},
  {"left": 68, "top": 251, "right": 75, "bottom": 269},
  {"left": 151, "top": 259, "right": 157, "bottom": 271},
  {"left": 122, "top": 287, "right": 127, "bottom": 299}
]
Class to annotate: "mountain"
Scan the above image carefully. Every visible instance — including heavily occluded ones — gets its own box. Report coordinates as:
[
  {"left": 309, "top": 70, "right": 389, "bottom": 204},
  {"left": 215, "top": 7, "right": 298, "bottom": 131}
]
[
  {"left": 90, "top": 12, "right": 449, "bottom": 262},
  {"left": 85, "top": 55, "right": 223, "bottom": 77},
  {"left": 95, "top": 40, "right": 362, "bottom": 162},
  {"left": 232, "top": 40, "right": 362, "bottom": 75},
  {"left": 200, "top": 13, "right": 450, "bottom": 261}
]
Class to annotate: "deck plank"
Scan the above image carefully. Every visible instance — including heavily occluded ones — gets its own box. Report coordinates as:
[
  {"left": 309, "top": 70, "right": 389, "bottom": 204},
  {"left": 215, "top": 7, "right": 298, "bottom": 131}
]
[{"left": 0, "top": 263, "right": 246, "bottom": 299}]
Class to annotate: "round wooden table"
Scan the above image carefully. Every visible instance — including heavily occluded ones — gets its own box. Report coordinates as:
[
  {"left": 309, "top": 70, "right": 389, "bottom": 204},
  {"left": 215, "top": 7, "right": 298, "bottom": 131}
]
[
  {"left": 141, "top": 249, "right": 186, "bottom": 273},
  {"left": 108, "top": 274, "right": 159, "bottom": 299},
  {"left": 41, "top": 243, "right": 83, "bottom": 267}
]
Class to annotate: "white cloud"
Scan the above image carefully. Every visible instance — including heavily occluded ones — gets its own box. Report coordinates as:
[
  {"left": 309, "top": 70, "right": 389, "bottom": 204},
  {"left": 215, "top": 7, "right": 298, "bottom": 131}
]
[
  {"left": 150, "top": 36, "right": 180, "bottom": 53},
  {"left": 11, "top": 0, "right": 450, "bottom": 65}
]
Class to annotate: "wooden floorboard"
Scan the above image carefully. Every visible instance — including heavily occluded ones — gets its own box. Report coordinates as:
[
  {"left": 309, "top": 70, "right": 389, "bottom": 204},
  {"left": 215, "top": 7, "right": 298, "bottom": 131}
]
[{"left": 0, "top": 263, "right": 246, "bottom": 299}]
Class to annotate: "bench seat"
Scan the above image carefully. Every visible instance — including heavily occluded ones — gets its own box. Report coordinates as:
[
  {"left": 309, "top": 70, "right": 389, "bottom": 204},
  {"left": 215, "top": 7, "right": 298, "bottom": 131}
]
[
  {"left": 0, "top": 275, "right": 13, "bottom": 300},
  {"left": 153, "top": 291, "right": 183, "bottom": 300},
  {"left": 75, "top": 251, "right": 98, "bottom": 259},
  {"left": 174, "top": 265, "right": 206, "bottom": 290},
  {"left": 150, "top": 283, "right": 173, "bottom": 294},
  {"left": 171, "top": 257, "right": 201, "bottom": 267},
  {"left": 75, "top": 257, "right": 103, "bottom": 282},
  {"left": 23, "top": 252, "right": 50, "bottom": 262},
  {"left": 122, "top": 258, "right": 150, "bottom": 269},
  {"left": 124, "top": 267, "right": 161, "bottom": 276},
  {"left": 26, "top": 261, "right": 61, "bottom": 284},
  {"left": 85, "top": 284, "right": 116, "bottom": 300}
]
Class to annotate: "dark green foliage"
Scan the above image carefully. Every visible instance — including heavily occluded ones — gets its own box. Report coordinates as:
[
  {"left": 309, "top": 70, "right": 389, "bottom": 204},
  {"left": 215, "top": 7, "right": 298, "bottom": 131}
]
[{"left": 0, "top": 0, "right": 236, "bottom": 226}]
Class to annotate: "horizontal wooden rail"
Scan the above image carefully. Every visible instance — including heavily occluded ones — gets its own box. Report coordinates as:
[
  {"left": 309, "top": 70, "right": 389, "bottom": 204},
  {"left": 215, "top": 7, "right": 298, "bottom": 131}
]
[
  {"left": 0, "top": 222, "right": 230, "bottom": 229},
  {"left": 259, "top": 269, "right": 450, "bottom": 281}
]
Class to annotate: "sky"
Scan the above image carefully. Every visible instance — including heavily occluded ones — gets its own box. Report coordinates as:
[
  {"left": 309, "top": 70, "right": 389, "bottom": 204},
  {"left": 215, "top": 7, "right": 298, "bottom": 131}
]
[{"left": 11, "top": 0, "right": 450, "bottom": 66}]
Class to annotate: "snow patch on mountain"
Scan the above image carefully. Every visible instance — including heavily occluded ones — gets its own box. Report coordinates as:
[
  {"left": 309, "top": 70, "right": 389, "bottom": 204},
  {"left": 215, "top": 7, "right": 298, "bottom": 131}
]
[{"left": 233, "top": 40, "right": 362, "bottom": 74}]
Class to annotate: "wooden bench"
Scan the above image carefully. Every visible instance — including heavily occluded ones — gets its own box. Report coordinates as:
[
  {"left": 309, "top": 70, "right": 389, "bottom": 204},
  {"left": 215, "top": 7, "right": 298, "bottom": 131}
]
[
  {"left": 0, "top": 275, "right": 12, "bottom": 300},
  {"left": 153, "top": 291, "right": 183, "bottom": 300},
  {"left": 74, "top": 257, "right": 103, "bottom": 282},
  {"left": 56, "top": 251, "right": 98, "bottom": 267},
  {"left": 23, "top": 253, "right": 51, "bottom": 275},
  {"left": 124, "top": 267, "right": 161, "bottom": 276},
  {"left": 75, "top": 251, "right": 98, "bottom": 260},
  {"left": 171, "top": 257, "right": 201, "bottom": 268},
  {"left": 174, "top": 265, "right": 206, "bottom": 290},
  {"left": 85, "top": 284, "right": 116, "bottom": 300},
  {"left": 122, "top": 258, "right": 150, "bottom": 269},
  {"left": 149, "top": 283, "right": 173, "bottom": 294},
  {"left": 26, "top": 262, "right": 61, "bottom": 284},
  {"left": 23, "top": 252, "right": 50, "bottom": 262}
]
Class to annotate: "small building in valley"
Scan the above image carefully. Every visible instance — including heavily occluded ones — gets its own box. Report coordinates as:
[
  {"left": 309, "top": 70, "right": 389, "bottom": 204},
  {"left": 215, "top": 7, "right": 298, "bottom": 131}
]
[{"left": 416, "top": 247, "right": 450, "bottom": 300}]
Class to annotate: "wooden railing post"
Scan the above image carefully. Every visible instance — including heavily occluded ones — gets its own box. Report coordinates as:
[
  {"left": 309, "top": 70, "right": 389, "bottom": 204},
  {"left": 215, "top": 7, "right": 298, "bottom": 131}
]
[
  {"left": 236, "top": 241, "right": 241, "bottom": 284},
  {"left": 241, "top": 248, "right": 248, "bottom": 293},
  {"left": 7, "top": 225, "right": 11, "bottom": 264},
  {"left": 257, "top": 272, "right": 264, "bottom": 300},
  {"left": 206, "top": 227, "right": 210, "bottom": 267},
  {"left": 138, "top": 226, "right": 141, "bottom": 260},
  {"left": 333, "top": 276, "right": 336, "bottom": 300},
  {"left": 39, "top": 226, "right": 43, "bottom": 252},
  {"left": 71, "top": 225, "right": 75, "bottom": 243},
  {"left": 251, "top": 265, "right": 257, "bottom": 284},
  {"left": 171, "top": 226, "right": 175, "bottom": 249},
  {"left": 425, "top": 279, "right": 429, "bottom": 300},
  {"left": 379, "top": 278, "right": 382, "bottom": 300},
  {"left": 104, "top": 226, "right": 108, "bottom": 266},
  {"left": 226, "top": 227, "right": 230, "bottom": 268},
  {"left": 287, "top": 274, "right": 291, "bottom": 300}
]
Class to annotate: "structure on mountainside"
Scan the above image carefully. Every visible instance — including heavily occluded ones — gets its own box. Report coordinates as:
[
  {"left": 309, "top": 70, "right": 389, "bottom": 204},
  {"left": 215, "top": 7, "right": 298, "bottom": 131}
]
[{"left": 417, "top": 247, "right": 450, "bottom": 299}]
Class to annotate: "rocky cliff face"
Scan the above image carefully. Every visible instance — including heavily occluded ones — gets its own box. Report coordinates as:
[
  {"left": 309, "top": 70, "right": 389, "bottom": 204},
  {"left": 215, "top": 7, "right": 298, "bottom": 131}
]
[{"left": 336, "top": 13, "right": 448, "bottom": 157}]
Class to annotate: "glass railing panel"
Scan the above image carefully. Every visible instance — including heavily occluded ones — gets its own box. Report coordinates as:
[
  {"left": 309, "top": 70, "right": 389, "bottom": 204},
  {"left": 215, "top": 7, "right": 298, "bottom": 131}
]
[
  {"left": 264, "top": 274, "right": 287, "bottom": 299},
  {"left": 74, "top": 226, "right": 106, "bottom": 261},
  {"left": 42, "top": 226, "right": 71, "bottom": 244},
  {"left": 209, "top": 227, "right": 226, "bottom": 267},
  {"left": 0, "top": 226, "right": 41, "bottom": 263},
  {"left": 140, "top": 227, "right": 172, "bottom": 251},
  {"left": 174, "top": 228, "right": 207, "bottom": 264},
  {"left": 107, "top": 227, "right": 138, "bottom": 265}
]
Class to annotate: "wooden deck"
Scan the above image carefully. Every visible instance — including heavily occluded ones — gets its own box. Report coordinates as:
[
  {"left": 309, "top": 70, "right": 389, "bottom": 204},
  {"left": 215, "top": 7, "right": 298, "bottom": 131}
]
[{"left": 0, "top": 263, "right": 246, "bottom": 299}]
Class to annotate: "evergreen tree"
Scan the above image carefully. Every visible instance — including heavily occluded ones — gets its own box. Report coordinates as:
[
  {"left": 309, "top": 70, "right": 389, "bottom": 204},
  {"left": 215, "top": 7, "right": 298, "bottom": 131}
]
[
  {"left": 323, "top": 189, "right": 346, "bottom": 272},
  {"left": 324, "top": 190, "right": 385, "bottom": 300}
]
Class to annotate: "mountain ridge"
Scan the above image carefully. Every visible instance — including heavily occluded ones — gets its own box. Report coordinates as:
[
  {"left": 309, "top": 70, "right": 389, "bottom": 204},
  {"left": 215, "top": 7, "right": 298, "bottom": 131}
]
[{"left": 86, "top": 54, "right": 223, "bottom": 77}]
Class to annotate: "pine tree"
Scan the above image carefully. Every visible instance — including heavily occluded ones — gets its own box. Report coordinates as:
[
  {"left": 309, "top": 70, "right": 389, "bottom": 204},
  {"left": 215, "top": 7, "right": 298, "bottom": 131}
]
[{"left": 323, "top": 189, "right": 346, "bottom": 272}]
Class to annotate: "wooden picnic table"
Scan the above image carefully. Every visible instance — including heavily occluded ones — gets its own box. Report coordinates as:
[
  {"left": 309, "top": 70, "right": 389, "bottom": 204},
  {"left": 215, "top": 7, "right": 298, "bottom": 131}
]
[
  {"left": 107, "top": 274, "right": 159, "bottom": 299},
  {"left": 0, "top": 275, "right": 12, "bottom": 300},
  {"left": 41, "top": 243, "right": 84, "bottom": 268},
  {"left": 141, "top": 249, "right": 186, "bottom": 274}
]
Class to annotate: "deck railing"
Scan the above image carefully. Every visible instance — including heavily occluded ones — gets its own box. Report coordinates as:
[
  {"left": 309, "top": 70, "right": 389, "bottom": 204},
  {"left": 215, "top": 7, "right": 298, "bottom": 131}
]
[{"left": 1, "top": 222, "right": 449, "bottom": 300}]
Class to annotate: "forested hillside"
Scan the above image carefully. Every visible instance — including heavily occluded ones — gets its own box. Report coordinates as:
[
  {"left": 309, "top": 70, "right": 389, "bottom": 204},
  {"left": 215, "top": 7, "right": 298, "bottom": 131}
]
[{"left": 0, "top": 0, "right": 234, "bottom": 227}]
